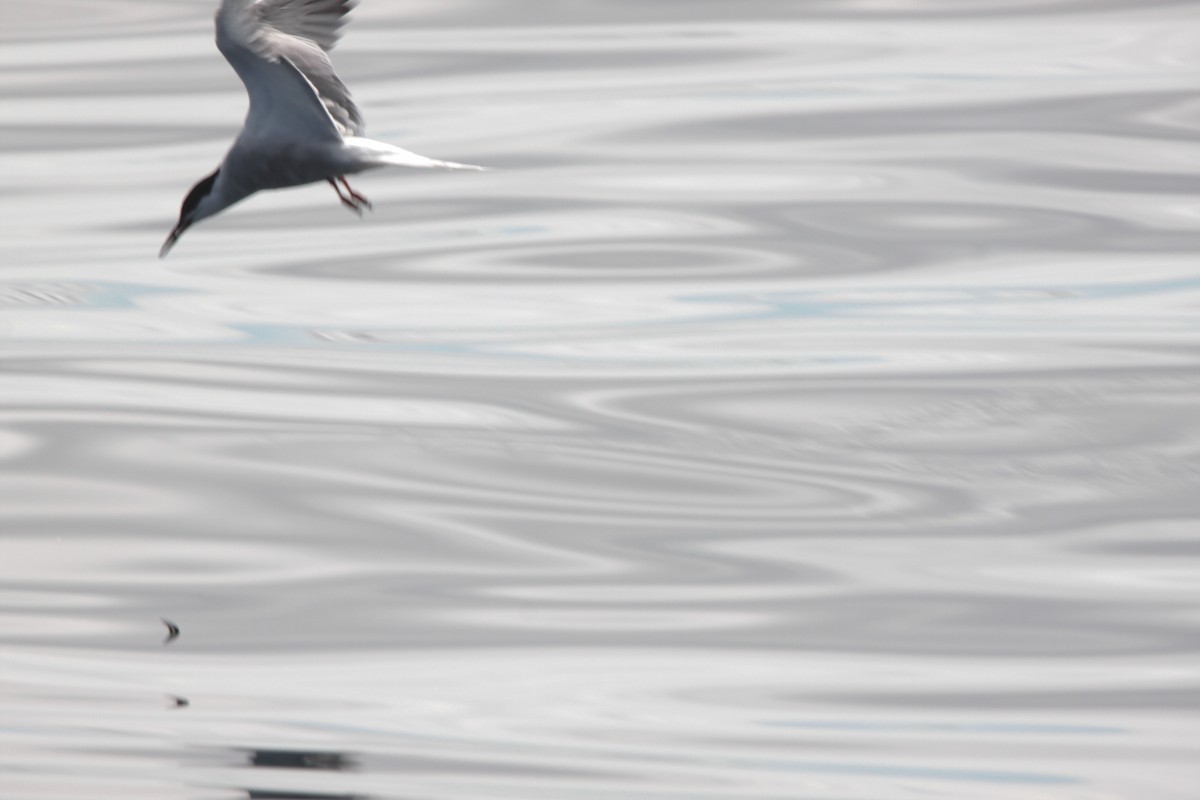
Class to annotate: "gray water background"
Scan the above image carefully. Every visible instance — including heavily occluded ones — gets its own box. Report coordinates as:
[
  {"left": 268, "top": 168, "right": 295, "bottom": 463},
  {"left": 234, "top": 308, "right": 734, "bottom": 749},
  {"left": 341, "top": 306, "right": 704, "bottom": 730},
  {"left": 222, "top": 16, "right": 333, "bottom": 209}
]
[{"left": 2, "top": 0, "right": 1199, "bottom": 797}]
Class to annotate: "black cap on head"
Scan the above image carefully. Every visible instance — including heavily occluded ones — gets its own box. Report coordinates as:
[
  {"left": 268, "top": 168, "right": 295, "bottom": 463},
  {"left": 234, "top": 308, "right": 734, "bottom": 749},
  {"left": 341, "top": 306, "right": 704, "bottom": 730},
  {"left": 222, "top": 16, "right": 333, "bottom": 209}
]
[
  {"left": 161, "top": 169, "right": 219, "bottom": 258},
  {"left": 181, "top": 169, "right": 219, "bottom": 219}
]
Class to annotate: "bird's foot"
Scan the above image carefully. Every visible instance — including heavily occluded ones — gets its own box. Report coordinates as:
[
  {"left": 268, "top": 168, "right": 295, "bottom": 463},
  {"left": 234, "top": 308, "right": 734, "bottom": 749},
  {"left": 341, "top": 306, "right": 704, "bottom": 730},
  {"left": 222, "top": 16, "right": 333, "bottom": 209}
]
[
  {"left": 329, "top": 177, "right": 368, "bottom": 216},
  {"left": 339, "top": 195, "right": 365, "bottom": 216},
  {"left": 338, "top": 176, "right": 372, "bottom": 210}
]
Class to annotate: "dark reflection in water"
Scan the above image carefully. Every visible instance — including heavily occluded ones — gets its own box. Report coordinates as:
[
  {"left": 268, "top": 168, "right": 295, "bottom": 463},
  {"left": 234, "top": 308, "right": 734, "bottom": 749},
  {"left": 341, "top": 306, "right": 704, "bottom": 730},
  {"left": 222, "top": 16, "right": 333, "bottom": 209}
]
[
  {"left": 246, "top": 749, "right": 358, "bottom": 772},
  {"left": 240, "top": 749, "right": 364, "bottom": 800}
]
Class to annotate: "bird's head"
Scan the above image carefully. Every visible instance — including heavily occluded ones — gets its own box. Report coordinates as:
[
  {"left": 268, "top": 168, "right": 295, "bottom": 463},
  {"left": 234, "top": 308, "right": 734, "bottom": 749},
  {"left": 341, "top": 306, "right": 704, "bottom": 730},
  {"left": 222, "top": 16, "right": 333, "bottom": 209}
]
[{"left": 160, "top": 169, "right": 222, "bottom": 258}]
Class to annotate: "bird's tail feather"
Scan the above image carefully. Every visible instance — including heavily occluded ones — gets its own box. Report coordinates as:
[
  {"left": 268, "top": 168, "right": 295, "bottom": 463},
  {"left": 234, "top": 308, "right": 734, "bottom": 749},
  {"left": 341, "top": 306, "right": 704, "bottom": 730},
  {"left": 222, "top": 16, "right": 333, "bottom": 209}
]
[
  {"left": 380, "top": 151, "right": 486, "bottom": 170},
  {"left": 344, "top": 137, "right": 486, "bottom": 171},
  {"left": 408, "top": 157, "right": 487, "bottom": 171}
]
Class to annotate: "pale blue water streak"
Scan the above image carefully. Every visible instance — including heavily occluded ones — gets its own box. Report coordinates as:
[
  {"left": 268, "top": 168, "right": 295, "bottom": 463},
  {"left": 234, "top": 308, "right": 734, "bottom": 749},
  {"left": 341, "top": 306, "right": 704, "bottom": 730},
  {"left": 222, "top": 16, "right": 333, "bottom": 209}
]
[{"left": 2, "top": 1, "right": 1199, "bottom": 799}]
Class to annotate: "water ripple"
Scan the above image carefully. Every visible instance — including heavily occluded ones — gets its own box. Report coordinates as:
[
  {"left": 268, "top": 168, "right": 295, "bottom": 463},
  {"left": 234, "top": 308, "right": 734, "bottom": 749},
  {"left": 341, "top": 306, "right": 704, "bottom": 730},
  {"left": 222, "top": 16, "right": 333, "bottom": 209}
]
[{"left": 4, "top": 1, "right": 1199, "bottom": 798}]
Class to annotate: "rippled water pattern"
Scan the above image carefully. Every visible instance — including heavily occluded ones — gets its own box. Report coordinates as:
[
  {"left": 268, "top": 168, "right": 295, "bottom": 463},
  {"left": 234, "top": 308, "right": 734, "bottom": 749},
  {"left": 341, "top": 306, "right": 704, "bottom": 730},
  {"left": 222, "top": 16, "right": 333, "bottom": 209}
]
[{"left": 3, "top": 1, "right": 1200, "bottom": 798}]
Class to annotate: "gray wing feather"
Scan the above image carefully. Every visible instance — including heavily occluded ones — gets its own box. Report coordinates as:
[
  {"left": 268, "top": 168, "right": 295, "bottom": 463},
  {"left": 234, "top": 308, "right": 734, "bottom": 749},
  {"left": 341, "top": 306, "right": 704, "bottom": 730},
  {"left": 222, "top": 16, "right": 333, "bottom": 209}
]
[
  {"left": 216, "top": 0, "right": 365, "bottom": 137},
  {"left": 249, "top": 0, "right": 355, "bottom": 51}
]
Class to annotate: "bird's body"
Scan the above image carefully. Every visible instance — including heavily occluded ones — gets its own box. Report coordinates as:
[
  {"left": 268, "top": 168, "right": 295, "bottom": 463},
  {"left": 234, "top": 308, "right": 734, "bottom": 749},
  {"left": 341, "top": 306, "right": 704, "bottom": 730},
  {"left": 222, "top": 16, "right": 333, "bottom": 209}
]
[{"left": 161, "top": 0, "right": 481, "bottom": 256}]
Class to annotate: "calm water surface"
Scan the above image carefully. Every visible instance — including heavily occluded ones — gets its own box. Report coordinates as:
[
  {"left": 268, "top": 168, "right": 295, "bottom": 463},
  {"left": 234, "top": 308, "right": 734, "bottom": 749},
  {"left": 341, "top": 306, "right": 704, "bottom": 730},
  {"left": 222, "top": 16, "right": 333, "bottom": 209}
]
[{"left": 2, "top": 1, "right": 1199, "bottom": 798}]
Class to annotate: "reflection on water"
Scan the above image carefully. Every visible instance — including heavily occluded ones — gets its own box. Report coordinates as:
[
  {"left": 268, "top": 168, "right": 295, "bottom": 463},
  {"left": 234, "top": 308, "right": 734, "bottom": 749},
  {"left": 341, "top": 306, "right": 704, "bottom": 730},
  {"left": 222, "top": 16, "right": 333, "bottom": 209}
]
[
  {"left": 246, "top": 750, "right": 356, "bottom": 772},
  {"left": 2, "top": 0, "right": 1199, "bottom": 798},
  {"left": 243, "top": 749, "right": 362, "bottom": 800}
]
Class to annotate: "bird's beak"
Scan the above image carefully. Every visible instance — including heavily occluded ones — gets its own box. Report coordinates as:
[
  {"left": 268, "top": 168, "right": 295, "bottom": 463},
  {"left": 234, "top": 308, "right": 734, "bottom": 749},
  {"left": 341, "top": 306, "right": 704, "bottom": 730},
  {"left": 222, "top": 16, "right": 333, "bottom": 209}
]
[{"left": 159, "top": 220, "right": 190, "bottom": 258}]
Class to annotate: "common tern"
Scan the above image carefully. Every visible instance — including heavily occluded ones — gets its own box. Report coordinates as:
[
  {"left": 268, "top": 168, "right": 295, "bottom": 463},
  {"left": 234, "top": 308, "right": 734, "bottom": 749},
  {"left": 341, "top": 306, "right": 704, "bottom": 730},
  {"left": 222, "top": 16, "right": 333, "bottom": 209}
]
[{"left": 161, "top": 0, "right": 482, "bottom": 257}]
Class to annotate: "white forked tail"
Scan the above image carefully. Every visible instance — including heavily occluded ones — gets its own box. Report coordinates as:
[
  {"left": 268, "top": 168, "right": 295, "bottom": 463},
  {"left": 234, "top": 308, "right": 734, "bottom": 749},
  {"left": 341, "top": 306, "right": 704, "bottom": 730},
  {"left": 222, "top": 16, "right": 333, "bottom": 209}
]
[
  {"left": 409, "top": 156, "right": 487, "bottom": 171},
  {"left": 344, "top": 137, "right": 486, "bottom": 171}
]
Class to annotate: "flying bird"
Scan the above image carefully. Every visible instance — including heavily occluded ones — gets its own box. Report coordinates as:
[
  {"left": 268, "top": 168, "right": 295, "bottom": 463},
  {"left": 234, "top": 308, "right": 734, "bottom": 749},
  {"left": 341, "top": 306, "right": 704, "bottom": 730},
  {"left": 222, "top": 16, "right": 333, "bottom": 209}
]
[
  {"left": 161, "top": 618, "right": 181, "bottom": 644},
  {"left": 161, "top": 0, "right": 482, "bottom": 257}
]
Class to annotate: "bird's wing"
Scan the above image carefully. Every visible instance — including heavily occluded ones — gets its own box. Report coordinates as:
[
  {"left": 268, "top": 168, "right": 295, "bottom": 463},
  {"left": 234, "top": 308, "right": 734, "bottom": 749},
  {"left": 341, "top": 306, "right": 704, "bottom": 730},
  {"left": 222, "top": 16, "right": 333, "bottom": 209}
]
[{"left": 215, "top": 0, "right": 365, "bottom": 141}]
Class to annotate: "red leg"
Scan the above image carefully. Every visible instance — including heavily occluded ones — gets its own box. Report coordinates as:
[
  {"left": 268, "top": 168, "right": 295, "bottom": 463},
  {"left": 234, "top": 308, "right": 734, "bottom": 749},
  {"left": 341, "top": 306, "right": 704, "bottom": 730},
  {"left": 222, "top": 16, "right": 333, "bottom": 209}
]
[
  {"left": 328, "top": 177, "right": 363, "bottom": 215},
  {"left": 338, "top": 176, "right": 372, "bottom": 209}
]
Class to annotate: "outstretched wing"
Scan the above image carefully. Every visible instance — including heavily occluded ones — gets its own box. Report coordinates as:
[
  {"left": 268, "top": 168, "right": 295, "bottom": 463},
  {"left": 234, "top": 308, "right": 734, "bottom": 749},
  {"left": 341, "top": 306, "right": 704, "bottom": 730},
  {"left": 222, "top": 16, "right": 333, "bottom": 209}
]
[{"left": 215, "top": 0, "right": 366, "bottom": 140}]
